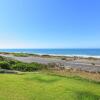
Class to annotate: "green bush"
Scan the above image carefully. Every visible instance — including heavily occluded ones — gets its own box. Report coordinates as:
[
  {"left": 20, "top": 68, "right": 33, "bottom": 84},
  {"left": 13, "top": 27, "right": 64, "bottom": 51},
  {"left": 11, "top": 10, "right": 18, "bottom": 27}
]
[
  {"left": 61, "top": 57, "right": 66, "bottom": 60},
  {"left": 91, "top": 63, "right": 95, "bottom": 66},
  {"left": 28, "top": 62, "right": 47, "bottom": 71},
  {"left": 12, "top": 53, "right": 29, "bottom": 57},
  {"left": 0, "top": 56, "right": 47, "bottom": 72},
  {"left": 0, "top": 56, "right": 6, "bottom": 61},
  {"left": 0, "top": 61, "right": 10, "bottom": 69},
  {"left": 11, "top": 62, "right": 47, "bottom": 71},
  {"left": 7, "top": 60, "right": 20, "bottom": 65},
  {"left": 11, "top": 63, "right": 28, "bottom": 71}
]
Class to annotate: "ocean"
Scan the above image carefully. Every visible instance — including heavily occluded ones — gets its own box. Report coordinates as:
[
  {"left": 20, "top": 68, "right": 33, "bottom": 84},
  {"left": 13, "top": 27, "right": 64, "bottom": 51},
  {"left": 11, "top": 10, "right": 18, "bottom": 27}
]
[{"left": 0, "top": 49, "right": 100, "bottom": 57}]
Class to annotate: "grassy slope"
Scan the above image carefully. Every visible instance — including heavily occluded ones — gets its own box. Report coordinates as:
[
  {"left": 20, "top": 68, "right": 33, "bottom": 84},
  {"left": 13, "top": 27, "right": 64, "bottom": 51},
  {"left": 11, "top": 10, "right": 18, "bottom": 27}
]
[{"left": 0, "top": 72, "right": 100, "bottom": 100}]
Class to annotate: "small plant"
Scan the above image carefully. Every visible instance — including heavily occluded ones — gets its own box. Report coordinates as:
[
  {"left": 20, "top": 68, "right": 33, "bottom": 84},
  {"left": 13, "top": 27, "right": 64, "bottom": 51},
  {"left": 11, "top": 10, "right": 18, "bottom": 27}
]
[
  {"left": 91, "top": 63, "right": 95, "bottom": 66},
  {"left": 61, "top": 57, "right": 66, "bottom": 60},
  {"left": 41, "top": 55, "right": 51, "bottom": 58},
  {"left": 73, "top": 56, "right": 78, "bottom": 60}
]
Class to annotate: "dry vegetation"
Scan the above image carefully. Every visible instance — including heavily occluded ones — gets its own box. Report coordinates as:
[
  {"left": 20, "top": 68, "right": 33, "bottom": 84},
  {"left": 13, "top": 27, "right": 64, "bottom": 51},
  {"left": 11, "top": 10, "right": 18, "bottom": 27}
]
[{"left": 45, "top": 68, "right": 100, "bottom": 82}]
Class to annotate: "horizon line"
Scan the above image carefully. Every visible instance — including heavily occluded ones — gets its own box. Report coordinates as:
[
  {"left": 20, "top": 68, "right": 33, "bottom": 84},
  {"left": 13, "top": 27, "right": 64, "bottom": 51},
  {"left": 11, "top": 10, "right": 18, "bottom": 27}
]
[{"left": 0, "top": 48, "right": 100, "bottom": 49}]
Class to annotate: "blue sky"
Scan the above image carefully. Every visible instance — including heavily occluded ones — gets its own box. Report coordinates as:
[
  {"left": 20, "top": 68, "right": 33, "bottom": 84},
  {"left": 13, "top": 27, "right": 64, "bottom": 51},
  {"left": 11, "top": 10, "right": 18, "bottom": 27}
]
[{"left": 0, "top": 0, "right": 100, "bottom": 48}]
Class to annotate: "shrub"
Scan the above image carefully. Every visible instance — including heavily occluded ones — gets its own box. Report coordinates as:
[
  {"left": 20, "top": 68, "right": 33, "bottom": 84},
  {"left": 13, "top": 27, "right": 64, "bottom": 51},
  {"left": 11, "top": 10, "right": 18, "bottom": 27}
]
[
  {"left": 28, "top": 54, "right": 39, "bottom": 56},
  {"left": 0, "top": 56, "right": 48, "bottom": 71},
  {"left": 11, "top": 62, "right": 47, "bottom": 71},
  {"left": 61, "top": 57, "right": 66, "bottom": 60},
  {"left": 7, "top": 60, "right": 20, "bottom": 65},
  {"left": 73, "top": 56, "right": 78, "bottom": 60},
  {"left": 12, "top": 53, "right": 29, "bottom": 57},
  {"left": 0, "top": 61, "right": 10, "bottom": 69},
  {"left": 11, "top": 63, "right": 28, "bottom": 71},
  {"left": 91, "top": 63, "right": 95, "bottom": 66},
  {"left": 28, "top": 62, "right": 47, "bottom": 71},
  {"left": 41, "top": 55, "right": 51, "bottom": 58},
  {"left": 0, "top": 56, "right": 6, "bottom": 61}
]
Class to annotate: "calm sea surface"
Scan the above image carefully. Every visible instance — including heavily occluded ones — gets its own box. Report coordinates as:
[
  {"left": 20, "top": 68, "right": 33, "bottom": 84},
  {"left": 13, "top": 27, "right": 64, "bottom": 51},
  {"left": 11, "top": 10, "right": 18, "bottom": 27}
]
[{"left": 0, "top": 49, "right": 100, "bottom": 57}]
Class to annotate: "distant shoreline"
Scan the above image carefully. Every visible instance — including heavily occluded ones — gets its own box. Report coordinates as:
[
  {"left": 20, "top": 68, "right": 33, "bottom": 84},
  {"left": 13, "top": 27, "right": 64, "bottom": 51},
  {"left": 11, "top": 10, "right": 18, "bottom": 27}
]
[
  {"left": 0, "top": 51, "right": 100, "bottom": 59},
  {"left": 36, "top": 53, "right": 100, "bottom": 58}
]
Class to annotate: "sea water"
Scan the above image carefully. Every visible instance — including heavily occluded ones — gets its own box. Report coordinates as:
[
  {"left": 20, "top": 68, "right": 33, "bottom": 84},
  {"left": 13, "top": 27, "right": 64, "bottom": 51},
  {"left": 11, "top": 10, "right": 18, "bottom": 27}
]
[{"left": 0, "top": 49, "right": 100, "bottom": 58}]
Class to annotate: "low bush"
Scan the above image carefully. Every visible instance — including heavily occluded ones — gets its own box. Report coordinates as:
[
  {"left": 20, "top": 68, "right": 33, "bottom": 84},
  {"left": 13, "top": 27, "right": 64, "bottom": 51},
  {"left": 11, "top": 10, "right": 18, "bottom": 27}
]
[
  {"left": 41, "top": 55, "right": 51, "bottom": 58},
  {"left": 0, "top": 61, "right": 10, "bottom": 69},
  {"left": 0, "top": 56, "right": 48, "bottom": 72},
  {"left": 28, "top": 62, "right": 47, "bottom": 71},
  {"left": 91, "top": 63, "right": 95, "bottom": 66},
  {"left": 12, "top": 53, "right": 29, "bottom": 57},
  {"left": 0, "top": 56, "right": 6, "bottom": 61},
  {"left": 8, "top": 60, "right": 20, "bottom": 65},
  {"left": 11, "top": 62, "right": 47, "bottom": 71},
  {"left": 61, "top": 57, "right": 66, "bottom": 60},
  {"left": 11, "top": 63, "right": 28, "bottom": 71}
]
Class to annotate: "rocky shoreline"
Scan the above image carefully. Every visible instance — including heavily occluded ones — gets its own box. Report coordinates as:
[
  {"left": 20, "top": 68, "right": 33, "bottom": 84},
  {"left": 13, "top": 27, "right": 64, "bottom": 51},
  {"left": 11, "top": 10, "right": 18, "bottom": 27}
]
[{"left": 0, "top": 53, "right": 100, "bottom": 73}]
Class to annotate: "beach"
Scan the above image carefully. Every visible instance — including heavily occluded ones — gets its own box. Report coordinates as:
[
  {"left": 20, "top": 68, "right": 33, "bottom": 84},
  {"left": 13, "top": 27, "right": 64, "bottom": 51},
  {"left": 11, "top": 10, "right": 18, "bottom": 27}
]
[{"left": 0, "top": 53, "right": 100, "bottom": 73}]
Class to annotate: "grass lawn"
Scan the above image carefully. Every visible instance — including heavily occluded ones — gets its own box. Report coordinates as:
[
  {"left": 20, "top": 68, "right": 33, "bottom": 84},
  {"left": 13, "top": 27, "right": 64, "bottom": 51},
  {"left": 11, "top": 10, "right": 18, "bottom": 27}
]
[{"left": 0, "top": 72, "right": 100, "bottom": 100}]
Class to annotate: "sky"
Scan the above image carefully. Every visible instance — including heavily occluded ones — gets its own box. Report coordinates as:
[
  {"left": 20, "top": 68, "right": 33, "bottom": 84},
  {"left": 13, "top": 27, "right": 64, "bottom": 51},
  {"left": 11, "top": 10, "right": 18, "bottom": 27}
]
[{"left": 0, "top": 0, "right": 100, "bottom": 48}]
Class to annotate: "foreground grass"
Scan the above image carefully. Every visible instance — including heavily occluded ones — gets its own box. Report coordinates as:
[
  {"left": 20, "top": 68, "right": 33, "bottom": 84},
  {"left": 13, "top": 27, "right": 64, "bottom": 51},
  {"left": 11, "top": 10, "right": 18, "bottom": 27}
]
[{"left": 0, "top": 72, "right": 100, "bottom": 100}]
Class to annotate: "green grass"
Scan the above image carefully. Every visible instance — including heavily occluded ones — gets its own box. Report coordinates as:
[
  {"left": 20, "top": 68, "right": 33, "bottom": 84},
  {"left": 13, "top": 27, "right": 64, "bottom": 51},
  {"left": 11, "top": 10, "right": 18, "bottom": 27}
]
[
  {"left": 11, "top": 53, "right": 30, "bottom": 57},
  {"left": 11, "top": 53, "right": 39, "bottom": 57},
  {"left": 0, "top": 72, "right": 100, "bottom": 100}
]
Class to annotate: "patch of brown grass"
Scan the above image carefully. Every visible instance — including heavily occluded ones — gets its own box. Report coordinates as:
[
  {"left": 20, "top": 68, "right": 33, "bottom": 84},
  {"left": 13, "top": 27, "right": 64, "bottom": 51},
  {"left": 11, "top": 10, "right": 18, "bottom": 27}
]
[{"left": 45, "top": 68, "right": 100, "bottom": 82}]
